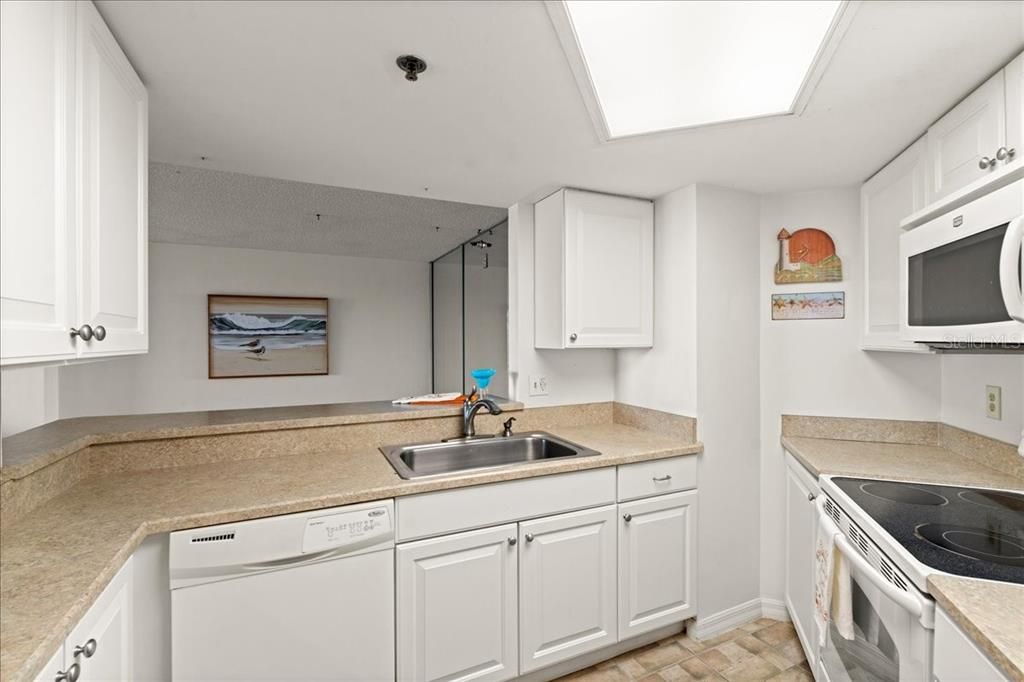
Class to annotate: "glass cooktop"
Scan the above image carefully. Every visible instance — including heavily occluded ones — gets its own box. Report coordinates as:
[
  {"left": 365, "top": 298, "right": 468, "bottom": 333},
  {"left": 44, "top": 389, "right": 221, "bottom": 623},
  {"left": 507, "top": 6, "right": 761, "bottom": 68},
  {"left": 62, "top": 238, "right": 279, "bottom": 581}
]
[{"left": 833, "top": 478, "right": 1024, "bottom": 584}]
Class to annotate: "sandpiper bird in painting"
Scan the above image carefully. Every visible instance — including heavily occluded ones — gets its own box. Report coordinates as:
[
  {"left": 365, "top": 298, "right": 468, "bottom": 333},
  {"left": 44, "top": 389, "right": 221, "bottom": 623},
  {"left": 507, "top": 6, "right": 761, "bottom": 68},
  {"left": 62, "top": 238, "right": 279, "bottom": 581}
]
[
  {"left": 239, "top": 339, "right": 262, "bottom": 348},
  {"left": 244, "top": 341, "right": 267, "bottom": 356}
]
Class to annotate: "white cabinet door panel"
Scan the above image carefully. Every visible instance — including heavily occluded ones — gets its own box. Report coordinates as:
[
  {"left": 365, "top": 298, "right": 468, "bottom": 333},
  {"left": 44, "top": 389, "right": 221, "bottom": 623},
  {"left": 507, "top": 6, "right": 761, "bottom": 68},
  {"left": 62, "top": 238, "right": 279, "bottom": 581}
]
[
  {"left": 784, "top": 453, "right": 819, "bottom": 667},
  {"left": 0, "top": 0, "right": 77, "bottom": 364},
  {"left": 1005, "top": 52, "right": 1023, "bottom": 160},
  {"left": 861, "top": 137, "right": 929, "bottom": 351},
  {"left": 618, "top": 491, "right": 697, "bottom": 639},
  {"left": 65, "top": 556, "right": 133, "bottom": 681},
  {"left": 519, "top": 505, "right": 617, "bottom": 674},
  {"left": 33, "top": 644, "right": 64, "bottom": 682},
  {"left": 76, "top": 0, "right": 147, "bottom": 357},
  {"left": 397, "top": 524, "right": 518, "bottom": 682},
  {"left": 564, "top": 191, "right": 653, "bottom": 348},
  {"left": 926, "top": 71, "right": 1006, "bottom": 202}
]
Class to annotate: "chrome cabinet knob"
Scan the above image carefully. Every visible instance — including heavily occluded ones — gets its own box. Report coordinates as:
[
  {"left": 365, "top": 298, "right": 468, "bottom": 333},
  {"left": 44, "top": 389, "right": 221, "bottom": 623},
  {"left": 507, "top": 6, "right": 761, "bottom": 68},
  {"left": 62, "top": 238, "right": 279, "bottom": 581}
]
[
  {"left": 73, "top": 638, "right": 97, "bottom": 658},
  {"left": 507, "top": 537, "right": 517, "bottom": 546},
  {"left": 807, "top": 493, "right": 817, "bottom": 502},
  {"left": 623, "top": 513, "right": 632, "bottom": 522},
  {"left": 70, "top": 325, "right": 94, "bottom": 341},
  {"left": 525, "top": 533, "right": 534, "bottom": 543},
  {"left": 997, "top": 146, "right": 1016, "bottom": 161},
  {"left": 92, "top": 326, "right": 106, "bottom": 342},
  {"left": 569, "top": 333, "right": 578, "bottom": 342},
  {"left": 979, "top": 156, "right": 997, "bottom": 170},
  {"left": 55, "top": 663, "right": 80, "bottom": 682}
]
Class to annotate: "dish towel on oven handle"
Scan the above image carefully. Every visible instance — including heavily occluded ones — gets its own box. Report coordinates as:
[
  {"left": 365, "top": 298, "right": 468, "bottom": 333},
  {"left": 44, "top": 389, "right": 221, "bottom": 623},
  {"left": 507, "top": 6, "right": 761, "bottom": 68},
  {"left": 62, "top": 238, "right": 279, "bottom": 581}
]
[{"left": 814, "top": 522, "right": 855, "bottom": 646}]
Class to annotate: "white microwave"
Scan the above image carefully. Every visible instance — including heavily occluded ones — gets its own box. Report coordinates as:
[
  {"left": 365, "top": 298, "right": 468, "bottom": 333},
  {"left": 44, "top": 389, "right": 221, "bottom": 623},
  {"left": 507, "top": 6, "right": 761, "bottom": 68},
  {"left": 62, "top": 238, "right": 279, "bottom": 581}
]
[{"left": 900, "top": 180, "right": 1024, "bottom": 349}]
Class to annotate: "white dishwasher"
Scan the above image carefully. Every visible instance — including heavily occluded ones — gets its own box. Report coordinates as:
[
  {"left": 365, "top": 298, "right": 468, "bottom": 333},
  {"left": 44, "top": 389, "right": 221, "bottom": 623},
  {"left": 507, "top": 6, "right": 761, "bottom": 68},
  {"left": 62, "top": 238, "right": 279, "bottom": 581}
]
[{"left": 169, "top": 499, "right": 395, "bottom": 681}]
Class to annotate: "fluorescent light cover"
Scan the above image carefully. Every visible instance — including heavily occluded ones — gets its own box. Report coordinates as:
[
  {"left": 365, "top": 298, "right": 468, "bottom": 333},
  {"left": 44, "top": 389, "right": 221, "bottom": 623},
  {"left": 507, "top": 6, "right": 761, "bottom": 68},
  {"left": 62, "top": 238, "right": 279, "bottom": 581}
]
[{"left": 564, "top": 0, "right": 843, "bottom": 137}]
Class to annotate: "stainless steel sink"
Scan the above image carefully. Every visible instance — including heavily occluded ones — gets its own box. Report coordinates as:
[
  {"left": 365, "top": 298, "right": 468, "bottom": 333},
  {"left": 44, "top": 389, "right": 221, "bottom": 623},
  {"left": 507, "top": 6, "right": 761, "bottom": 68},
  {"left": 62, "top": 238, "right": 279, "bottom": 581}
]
[{"left": 380, "top": 432, "right": 601, "bottom": 479}]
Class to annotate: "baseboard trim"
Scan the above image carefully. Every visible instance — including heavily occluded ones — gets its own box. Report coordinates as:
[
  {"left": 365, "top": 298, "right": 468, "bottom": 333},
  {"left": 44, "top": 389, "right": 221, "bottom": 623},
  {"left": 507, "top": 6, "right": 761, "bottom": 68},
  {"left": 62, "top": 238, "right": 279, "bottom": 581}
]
[{"left": 692, "top": 598, "right": 791, "bottom": 640}]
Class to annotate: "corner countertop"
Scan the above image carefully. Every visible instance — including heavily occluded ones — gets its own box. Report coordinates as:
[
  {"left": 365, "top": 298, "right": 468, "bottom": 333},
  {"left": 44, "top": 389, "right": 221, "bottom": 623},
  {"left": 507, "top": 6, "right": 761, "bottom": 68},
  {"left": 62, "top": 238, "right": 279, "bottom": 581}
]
[
  {"left": 0, "top": 398, "right": 523, "bottom": 481},
  {"left": 782, "top": 435, "right": 1024, "bottom": 681},
  {"left": 1, "top": 422, "right": 702, "bottom": 682}
]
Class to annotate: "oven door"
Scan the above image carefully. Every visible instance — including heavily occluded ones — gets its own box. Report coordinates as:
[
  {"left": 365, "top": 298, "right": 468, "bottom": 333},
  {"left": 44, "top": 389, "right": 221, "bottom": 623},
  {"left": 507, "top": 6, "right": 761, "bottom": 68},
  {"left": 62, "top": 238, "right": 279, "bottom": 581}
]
[
  {"left": 900, "top": 180, "right": 1024, "bottom": 345},
  {"left": 816, "top": 499, "right": 934, "bottom": 682}
]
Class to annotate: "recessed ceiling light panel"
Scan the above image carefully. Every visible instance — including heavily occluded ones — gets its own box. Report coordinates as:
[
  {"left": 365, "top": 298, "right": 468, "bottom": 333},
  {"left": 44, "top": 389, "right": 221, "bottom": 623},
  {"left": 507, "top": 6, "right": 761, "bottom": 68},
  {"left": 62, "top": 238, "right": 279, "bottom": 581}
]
[{"left": 550, "top": 0, "right": 852, "bottom": 140}]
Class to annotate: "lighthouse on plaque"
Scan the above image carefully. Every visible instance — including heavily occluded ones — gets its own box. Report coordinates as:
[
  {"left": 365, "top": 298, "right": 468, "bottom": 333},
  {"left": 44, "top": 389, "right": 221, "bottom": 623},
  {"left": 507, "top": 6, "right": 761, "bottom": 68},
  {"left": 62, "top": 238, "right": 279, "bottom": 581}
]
[{"left": 774, "top": 227, "right": 843, "bottom": 284}]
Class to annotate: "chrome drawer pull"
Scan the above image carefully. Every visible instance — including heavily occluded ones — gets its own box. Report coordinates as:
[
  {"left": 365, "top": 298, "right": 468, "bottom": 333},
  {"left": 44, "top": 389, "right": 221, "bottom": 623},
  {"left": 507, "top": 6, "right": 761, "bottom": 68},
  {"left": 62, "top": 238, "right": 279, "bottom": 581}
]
[{"left": 652, "top": 475, "right": 672, "bottom": 482}]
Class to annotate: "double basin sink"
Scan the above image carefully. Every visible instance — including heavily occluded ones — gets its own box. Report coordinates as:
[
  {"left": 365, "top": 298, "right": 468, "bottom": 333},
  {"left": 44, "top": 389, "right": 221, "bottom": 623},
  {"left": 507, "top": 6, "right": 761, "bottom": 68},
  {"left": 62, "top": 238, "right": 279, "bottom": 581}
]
[{"left": 381, "top": 432, "right": 601, "bottom": 479}]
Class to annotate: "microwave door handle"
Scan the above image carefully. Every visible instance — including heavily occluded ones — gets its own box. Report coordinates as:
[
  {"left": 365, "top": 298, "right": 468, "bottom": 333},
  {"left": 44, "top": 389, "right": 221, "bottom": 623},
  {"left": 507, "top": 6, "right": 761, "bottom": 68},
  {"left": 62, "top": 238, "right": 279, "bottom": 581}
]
[
  {"left": 815, "top": 498, "right": 925, "bottom": 619},
  {"left": 1000, "top": 216, "right": 1024, "bottom": 323}
]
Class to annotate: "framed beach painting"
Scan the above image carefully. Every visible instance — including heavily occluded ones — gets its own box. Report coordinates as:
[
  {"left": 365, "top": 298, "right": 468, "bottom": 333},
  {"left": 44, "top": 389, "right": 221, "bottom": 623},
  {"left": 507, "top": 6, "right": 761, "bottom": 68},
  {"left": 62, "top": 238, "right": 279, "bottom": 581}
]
[{"left": 208, "top": 295, "right": 328, "bottom": 378}]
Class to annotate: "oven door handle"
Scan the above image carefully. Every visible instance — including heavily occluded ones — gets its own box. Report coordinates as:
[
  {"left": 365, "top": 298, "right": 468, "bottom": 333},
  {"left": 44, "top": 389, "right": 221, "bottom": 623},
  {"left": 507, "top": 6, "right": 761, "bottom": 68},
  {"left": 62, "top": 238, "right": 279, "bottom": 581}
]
[
  {"left": 1000, "top": 216, "right": 1024, "bottom": 323},
  {"left": 816, "top": 497, "right": 926, "bottom": 619}
]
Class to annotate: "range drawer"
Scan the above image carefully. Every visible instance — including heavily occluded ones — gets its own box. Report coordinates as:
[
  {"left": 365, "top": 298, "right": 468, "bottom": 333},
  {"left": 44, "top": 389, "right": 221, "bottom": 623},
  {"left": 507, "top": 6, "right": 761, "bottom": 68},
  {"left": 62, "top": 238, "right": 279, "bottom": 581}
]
[{"left": 617, "top": 455, "right": 697, "bottom": 501}]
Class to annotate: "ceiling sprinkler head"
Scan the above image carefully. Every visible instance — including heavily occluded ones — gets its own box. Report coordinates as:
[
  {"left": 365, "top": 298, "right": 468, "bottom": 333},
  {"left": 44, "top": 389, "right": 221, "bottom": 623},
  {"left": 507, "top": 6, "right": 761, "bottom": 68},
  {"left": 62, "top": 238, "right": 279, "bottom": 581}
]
[
  {"left": 396, "top": 55, "right": 427, "bottom": 82},
  {"left": 470, "top": 239, "right": 493, "bottom": 249}
]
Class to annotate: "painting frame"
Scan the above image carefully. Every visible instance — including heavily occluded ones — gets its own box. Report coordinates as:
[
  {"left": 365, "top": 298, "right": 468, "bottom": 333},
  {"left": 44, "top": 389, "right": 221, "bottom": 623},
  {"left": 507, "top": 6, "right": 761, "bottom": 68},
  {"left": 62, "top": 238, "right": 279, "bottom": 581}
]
[
  {"left": 771, "top": 292, "right": 845, "bottom": 321},
  {"left": 208, "top": 294, "right": 329, "bottom": 379}
]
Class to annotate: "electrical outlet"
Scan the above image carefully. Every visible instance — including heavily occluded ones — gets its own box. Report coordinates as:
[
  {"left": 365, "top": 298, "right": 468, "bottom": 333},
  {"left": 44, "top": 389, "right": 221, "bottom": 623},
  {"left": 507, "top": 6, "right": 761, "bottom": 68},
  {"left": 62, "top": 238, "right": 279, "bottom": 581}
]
[
  {"left": 529, "top": 375, "right": 549, "bottom": 397},
  {"left": 986, "top": 385, "right": 1002, "bottom": 420}
]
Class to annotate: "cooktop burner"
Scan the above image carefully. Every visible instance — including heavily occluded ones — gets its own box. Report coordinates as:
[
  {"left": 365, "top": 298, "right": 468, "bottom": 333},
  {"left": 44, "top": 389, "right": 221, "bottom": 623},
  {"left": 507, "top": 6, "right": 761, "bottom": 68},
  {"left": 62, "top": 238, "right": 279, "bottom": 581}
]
[{"left": 832, "top": 478, "right": 1024, "bottom": 584}]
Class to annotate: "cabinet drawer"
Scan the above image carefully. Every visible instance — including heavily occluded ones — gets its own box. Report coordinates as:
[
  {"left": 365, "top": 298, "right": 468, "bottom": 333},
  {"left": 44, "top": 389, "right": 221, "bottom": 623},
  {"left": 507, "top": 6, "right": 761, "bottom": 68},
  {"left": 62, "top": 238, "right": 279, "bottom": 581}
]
[
  {"left": 934, "top": 607, "right": 1007, "bottom": 681},
  {"left": 396, "top": 468, "right": 616, "bottom": 541},
  {"left": 617, "top": 456, "right": 697, "bottom": 501}
]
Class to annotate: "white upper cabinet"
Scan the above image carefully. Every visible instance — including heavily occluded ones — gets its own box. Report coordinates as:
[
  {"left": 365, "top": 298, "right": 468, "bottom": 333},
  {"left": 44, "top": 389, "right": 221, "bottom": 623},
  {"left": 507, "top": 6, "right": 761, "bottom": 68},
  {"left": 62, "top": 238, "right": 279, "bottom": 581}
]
[
  {"left": 0, "top": 1, "right": 78, "bottom": 364},
  {"left": 926, "top": 68, "right": 1008, "bottom": 203},
  {"left": 861, "top": 137, "right": 931, "bottom": 352},
  {"left": 518, "top": 505, "right": 617, "bottom": 673},
  {"left": 1005, "top": 52, "right": 1024, "bottom": 160},
  {"left": 618, "top": 490, "right": 697, "bottom": 640},
  {"left": 0, "top": 0, "right": 148, "bottom": 366},
  {"left": 535, "top": 189, "right": 654, "bottom": 349},
  {"left": 75, "top": 0, "right": 148, "bottom": 358}
]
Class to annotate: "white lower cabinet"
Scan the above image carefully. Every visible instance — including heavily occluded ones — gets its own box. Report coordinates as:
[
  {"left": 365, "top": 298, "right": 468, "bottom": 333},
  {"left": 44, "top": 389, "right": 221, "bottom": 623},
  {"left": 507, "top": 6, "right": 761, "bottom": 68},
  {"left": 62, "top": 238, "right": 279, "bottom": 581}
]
[
  {"left": 618, "top": 491, "right": 697, "bottom": 639},
  {"left": 933, "top": 607, "right": 1007, "bottom": 681},
  {"left": 36, "top": 557, "right": 134, "bottom": 682},
  {"left": 397, "top": 524, "right": 519, "bottom": 682},
  {"left": 783, "top": 452, "right": 819, "bottom": 668},
  {"left": 518, "top": 505, "right": 618, "bottom": 673}
]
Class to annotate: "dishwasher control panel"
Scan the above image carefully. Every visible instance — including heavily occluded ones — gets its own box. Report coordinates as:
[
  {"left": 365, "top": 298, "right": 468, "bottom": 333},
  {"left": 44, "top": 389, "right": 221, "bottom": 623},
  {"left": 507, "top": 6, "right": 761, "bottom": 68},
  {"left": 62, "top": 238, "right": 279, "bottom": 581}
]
[{"left": 302, "top": 505, "right": 392, "bottom": 554}]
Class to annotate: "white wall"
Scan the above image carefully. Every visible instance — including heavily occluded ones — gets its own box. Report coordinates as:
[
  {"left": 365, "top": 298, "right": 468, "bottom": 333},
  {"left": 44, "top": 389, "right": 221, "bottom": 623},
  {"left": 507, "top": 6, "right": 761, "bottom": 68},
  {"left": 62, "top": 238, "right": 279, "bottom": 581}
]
[
  {"left": 507, "top": 202, "right": 617, "bottom": 406},
  {"left": 616, "top": 186, "right": 698, "bottom": 416},
  {"left": 0, "top": 365, "right": 59, "bottom": 439},
  {"left": 758, "top": 187, "right": 942, "bottom": 602},
  {"left": 940, "top": 354, "right": 1023, "bottom": 444},
  {"left": 693, "top": 185, "right": 763, "bottom": 619},
  {"left": 58, "top": 243, "right": 431, "bottom": 417}
]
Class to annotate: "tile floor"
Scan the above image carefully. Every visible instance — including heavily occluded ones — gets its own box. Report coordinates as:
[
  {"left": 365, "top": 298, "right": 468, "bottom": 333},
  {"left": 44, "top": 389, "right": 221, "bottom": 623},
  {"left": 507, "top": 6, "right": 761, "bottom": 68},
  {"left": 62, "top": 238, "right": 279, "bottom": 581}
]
[{"left": 559, "top": 618, "right": 812, "bottom": 682}]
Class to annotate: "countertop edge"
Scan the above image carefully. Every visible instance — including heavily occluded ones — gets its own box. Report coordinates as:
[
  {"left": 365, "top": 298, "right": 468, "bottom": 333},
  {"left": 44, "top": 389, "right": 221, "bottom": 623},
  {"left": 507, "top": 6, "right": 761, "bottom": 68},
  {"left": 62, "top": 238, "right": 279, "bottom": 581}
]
[{"left": 4, "top": 436, "right": 703, "bottom": 682}]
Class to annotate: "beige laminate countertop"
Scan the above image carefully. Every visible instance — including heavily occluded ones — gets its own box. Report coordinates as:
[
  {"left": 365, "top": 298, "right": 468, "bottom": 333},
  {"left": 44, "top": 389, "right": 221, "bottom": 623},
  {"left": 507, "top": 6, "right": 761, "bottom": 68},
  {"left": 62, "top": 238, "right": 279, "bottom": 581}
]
[
  {"left": 1, "top": 423, "right": 701, "bottom": 682},
  {"left": 0, "top": 398, "right": 523, "bottom": 481},
  {"left": 782, "top": 435, "right": 1024, "bottom": 681}
]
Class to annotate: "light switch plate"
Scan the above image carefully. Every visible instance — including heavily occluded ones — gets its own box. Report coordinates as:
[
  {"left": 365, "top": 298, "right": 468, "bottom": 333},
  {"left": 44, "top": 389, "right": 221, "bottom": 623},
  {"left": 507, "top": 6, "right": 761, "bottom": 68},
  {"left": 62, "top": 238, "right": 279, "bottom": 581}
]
[
  {"left": 986, "top": 385, "right": 1002, "bottom": 420},
  {"left": 529, "top": 375, "right": 549, "bottom": 396}
]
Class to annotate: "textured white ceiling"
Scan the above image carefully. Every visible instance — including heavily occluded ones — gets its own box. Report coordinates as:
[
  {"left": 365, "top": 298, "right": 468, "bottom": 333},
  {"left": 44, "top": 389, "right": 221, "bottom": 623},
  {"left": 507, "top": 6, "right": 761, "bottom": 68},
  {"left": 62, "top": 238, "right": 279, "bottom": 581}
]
[
  {"left": 98, "top": 1, "right": 1024, "bottom": 207},
  {"left": 149, "top": 163, "right": 507, "bottom": 261}
]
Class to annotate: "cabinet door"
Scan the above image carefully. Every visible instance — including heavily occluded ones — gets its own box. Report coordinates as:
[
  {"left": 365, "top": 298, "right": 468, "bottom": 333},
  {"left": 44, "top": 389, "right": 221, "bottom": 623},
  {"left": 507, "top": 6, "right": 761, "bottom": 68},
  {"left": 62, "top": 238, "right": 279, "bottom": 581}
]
[
  {"left": 65, "top": 557, "right": 133, "bottom": 681},
  {"left": 564, "top": 190, "right": 653, "bottom": 348},
  {"left": 1005, "top": 52, "right": 1023, "bottom": 161},
  {"left": 618, "top": 490, "right": 697, "bottom": 640},
  {"left": 0, "top": 0, "right": 78, "bottom": 364},
  {"left": 519, "top": 505, "right": 617, "bottom": 674},
  {"left": 926, "top": 70, "right": 1006, "bottom": 203},
  {"left": 397, "top": 524, "right": 518, "bottom": 682},
  {"left": 784, "top": 456, "right": 818, "bottom": 668},
  {"left": 76, "top": 0, "right": 148, "bottom": 357},
  {"left": 861, "top": 137, "right": 930, "bottom": 352}
]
